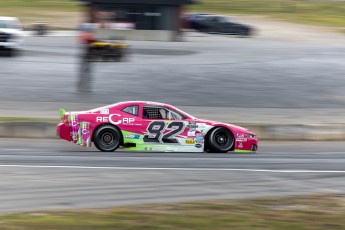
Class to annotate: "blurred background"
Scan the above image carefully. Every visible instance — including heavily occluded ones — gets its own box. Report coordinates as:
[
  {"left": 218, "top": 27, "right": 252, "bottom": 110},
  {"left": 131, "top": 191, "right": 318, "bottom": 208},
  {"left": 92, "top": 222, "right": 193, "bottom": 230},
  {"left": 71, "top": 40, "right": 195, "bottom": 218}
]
[
  {"left": 1, "top": 0, "right": 345, "bottom": 228},
  {"left": 1, "top": 0, "right": 345, "bottom": 121}
]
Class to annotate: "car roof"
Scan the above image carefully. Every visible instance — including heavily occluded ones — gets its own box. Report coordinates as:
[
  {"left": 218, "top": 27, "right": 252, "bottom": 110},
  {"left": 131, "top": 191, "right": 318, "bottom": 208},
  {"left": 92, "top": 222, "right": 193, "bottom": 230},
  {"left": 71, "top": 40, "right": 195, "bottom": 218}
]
[
  {"left": 91, "top": 101, "right": 168, "bottom": 111},
  {"left": 118, "top": 101, "right": 169, "bottom": 107},
  {"left": 100, "top": 101, "right": 195, "bottom": 119}
]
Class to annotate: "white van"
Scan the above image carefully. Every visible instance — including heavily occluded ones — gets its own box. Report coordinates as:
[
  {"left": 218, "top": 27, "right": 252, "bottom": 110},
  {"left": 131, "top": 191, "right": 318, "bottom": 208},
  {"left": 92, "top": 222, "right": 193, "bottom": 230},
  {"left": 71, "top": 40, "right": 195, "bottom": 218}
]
[{"left": 0, "top": 17, "right": 23, "bottom": 55}]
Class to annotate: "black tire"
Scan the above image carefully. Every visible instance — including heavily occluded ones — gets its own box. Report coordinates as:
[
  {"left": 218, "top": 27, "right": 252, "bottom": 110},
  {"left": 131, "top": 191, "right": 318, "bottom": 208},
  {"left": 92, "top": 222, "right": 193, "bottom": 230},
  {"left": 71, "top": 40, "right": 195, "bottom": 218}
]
[
  {"left": 200, "top": 26, "right": 211, "bottom": 33},
  {"left": 93, "top": 125, "right": 122, "bottom": 152},
  {"left": 120, "top": 47, "right": 129, "bottom": 62},
  {"left": 238, "top": 28, "right": 250, "bottom": 37},
  {"left": 7, "top": 48, "right": 15, "bottom": 57},
  {"left": 113, "top": 47, "right": 122, "bottom": 62},
  {"left": 206, "top": 127, "right": 234, "bottom": 153},
  {"left": 101, "top": 46, "right": 110, "bottom": 61}
]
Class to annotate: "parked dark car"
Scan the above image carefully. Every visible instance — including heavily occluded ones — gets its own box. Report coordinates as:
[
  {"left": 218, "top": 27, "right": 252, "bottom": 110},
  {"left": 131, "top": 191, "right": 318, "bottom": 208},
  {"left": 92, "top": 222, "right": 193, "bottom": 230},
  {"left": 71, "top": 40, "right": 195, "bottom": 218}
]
[
  {"left": 193, "top": 15, "right": 253, "bottom": 36},
  {"left": 182, "top": 13, "right": 211, "bottom": 31}
]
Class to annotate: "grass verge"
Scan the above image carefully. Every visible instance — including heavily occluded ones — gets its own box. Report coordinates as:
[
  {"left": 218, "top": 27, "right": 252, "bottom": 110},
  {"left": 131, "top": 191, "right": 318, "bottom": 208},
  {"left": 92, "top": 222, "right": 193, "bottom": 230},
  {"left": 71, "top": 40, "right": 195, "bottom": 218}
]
[
  {"left": 0, "top": 117, "right": 58, "bottom": 123},
  {"left": 189, "top": 0, "right": 345, "bottom": 28},
  {"left": 0, "top": 0, "right": 80, "bottom": 29},
  {"left": 0, "top": 194, "right": 345, "bottom": 229}
]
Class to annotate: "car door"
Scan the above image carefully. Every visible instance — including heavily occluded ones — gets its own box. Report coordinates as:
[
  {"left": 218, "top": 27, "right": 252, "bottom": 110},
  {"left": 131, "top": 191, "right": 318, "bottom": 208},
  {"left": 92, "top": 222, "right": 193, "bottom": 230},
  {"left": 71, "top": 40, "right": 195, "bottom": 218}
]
[
  {"left": 217, "top": 17, "right": 235, "bottom": 34},
  {"left": 141, "top": 106, "right": 189, "bottom": 145},
  {"left": 118, "top": 104, "right": 143, "bottom": 142}
]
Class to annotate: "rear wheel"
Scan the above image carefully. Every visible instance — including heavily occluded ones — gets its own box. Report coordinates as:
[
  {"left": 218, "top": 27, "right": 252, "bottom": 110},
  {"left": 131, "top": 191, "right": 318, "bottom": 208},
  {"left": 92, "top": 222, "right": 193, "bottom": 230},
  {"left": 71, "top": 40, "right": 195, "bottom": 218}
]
[
  {"left": 206, "top": 127, "right": 234, "bottom": 153},
  {"left": 93, "top": 125, "right": 121, "bottom": 152}
]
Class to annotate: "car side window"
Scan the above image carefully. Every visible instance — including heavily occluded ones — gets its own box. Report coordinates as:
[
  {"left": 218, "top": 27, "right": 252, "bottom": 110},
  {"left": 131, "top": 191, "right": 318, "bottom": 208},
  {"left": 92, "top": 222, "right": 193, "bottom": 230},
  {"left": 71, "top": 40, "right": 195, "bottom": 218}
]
[
  {"left": 212, "top": 17, "right": 220, "bottom": 23},
  {"left": 167, "top": 107, "right": 187, "bottom": 120},
  {"left": 122, "top": 105, "right": 139, "bottom": 116},
  {"left": 143, "top": 107, "right": 164, "bottom": 119},
  {"left": 0, "top": 20, "right": 7, "bottom": 28},
  {"left": 169, "top": 110, "right": 182, "bottom": 120},
  {"left": 13, "top": 20, "right": 21, "bottom": 29},
  {"left": 143, "top": 106, "right": 186, "bottom": 120}
]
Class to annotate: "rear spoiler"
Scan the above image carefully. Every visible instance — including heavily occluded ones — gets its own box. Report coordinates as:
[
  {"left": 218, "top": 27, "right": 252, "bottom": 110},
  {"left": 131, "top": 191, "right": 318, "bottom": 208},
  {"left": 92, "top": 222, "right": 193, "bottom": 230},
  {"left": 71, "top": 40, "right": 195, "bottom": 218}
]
[{"left": 59, "top": 108, "right": 65, "bottom": 121}]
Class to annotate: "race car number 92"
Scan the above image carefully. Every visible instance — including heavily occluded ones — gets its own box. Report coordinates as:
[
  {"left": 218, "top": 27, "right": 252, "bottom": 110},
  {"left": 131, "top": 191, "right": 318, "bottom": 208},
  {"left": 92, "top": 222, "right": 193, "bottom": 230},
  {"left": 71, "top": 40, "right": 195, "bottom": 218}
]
[{"left": 143, "top": 121, "right": 185, "bottom": 144}]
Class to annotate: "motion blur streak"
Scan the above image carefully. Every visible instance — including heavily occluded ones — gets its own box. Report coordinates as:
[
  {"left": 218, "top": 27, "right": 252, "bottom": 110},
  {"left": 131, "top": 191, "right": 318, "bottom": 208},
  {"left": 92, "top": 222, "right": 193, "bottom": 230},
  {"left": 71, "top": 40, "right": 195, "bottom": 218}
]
[{"left": 1, "top": 164, "right": 345, "bottom": 173}]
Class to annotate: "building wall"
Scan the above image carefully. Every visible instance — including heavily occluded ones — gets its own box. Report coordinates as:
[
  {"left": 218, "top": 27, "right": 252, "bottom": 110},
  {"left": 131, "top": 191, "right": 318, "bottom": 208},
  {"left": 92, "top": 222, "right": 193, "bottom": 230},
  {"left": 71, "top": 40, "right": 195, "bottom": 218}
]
[
  {"left": 94, "top": 29, "right": 177, "bottom": 41},
  {"left": 83, "top": 3, "right": 183, "bottom": 41}
]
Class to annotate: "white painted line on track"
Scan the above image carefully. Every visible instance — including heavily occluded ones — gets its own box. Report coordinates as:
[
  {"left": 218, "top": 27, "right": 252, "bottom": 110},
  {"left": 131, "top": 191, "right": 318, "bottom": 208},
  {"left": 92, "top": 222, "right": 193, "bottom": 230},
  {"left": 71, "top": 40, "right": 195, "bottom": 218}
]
[{"left": 0, "top": 164, "right": 344, "bottom": 173}]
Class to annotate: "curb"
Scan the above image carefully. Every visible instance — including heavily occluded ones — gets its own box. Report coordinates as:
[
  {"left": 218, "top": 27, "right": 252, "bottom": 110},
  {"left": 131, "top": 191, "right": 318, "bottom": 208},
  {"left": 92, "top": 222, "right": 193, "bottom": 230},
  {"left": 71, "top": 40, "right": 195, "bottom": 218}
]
[
  {"left": 0, "top": 122, "right": 57, "bottom": 139},
  {"left": 242, "top": 124, "right": 345, "bottom": 141},
  {"left": 1, "top": 121, "right": 345, "bottom": 141}
]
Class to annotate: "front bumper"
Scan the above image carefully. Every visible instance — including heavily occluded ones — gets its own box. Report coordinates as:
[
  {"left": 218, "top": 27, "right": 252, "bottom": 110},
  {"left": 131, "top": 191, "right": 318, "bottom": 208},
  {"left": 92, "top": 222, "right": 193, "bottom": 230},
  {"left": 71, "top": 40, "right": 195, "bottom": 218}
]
[
  {"left": 0, "top": 41, "right": 21, "bottom": 49},
  {"left": 234, "top": 138, "right": 258, "bottom": 152}
]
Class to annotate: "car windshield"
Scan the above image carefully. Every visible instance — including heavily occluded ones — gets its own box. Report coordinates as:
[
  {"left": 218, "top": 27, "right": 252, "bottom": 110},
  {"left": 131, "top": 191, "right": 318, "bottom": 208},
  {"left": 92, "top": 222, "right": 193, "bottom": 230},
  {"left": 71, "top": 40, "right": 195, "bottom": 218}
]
[
  {"left": 219, "top": 17, "right": 238, "bottom": 23},
  {"left": 168, "top": 105, "right": 196, "bottom": 120},
  {"left": 0, "top": 19, "right": 19, "bottom": 29}
]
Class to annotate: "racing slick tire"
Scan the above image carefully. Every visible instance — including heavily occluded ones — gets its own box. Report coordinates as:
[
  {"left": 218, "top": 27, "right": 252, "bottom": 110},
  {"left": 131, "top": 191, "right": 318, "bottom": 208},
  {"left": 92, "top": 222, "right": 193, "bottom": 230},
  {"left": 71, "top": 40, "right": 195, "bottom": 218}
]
[
  {"left": 206, "top": 127, "right": 234, "bottom": 153},
  {"left": 93, "top": 125, "right": 122, "bottom": 152}
]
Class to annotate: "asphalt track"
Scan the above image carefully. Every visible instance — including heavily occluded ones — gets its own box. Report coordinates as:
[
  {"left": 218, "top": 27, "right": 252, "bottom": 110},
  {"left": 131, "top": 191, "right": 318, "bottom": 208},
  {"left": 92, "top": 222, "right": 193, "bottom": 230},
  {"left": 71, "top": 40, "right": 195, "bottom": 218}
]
[
  {"left": 1, "top": 139, "right": 345, "bottom": 213},
  {"left": 2, "top": 33, "right": 345, "bottom": 108}
]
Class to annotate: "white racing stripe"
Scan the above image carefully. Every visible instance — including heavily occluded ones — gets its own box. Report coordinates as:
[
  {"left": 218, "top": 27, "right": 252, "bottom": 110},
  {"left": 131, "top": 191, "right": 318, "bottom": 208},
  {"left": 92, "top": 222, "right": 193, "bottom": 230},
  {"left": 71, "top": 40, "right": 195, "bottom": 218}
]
[{"left": 0, "top": 164, "right": 344, "bottom": 173}]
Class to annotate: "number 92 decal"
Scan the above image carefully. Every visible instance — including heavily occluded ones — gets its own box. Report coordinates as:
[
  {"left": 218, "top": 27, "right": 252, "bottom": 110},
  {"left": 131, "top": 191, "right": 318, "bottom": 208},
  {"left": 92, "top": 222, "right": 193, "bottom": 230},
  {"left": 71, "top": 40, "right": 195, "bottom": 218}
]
[{"left": 143, "top": 121, "right": 185, "bottom": 144}]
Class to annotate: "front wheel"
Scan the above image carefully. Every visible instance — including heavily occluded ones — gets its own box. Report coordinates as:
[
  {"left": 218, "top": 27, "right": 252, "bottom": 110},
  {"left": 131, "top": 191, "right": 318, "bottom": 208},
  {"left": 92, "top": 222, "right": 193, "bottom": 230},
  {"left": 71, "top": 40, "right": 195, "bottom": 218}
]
[
  {"left": 238, "top": 28, "right": 251, "bottom": 37},
  {"left": 206, "top": 127, "right": 234, "bottom": 153},
  {"left": 93, "top": 125, "right": 121, "bottom": 152}
]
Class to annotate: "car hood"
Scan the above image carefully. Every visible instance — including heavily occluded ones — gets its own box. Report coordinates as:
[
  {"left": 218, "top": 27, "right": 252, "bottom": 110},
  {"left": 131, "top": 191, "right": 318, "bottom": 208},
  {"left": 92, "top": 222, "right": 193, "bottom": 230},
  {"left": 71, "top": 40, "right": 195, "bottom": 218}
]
[{"left": 194, "top": 118, "right": 254, "bottom": 134}]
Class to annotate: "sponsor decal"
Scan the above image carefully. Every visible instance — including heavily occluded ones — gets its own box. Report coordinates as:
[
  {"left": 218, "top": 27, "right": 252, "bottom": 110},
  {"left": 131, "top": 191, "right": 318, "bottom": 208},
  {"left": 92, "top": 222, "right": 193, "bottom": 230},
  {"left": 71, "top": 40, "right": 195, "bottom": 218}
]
[
  {"left": 188, "top": 131, "right": 196, "bottom": 137},
  {"left": 68, "top": 114, "right": 79, "bottom": 141},
  {"left": 195, "top": 143, "right": 202, "bottom": 148},
  {"left": 237, "top": 133, "right": 245, "bottom": 138},
  {"left": 197, "top": 123, "right": 207, "bottom": 129},
  {"left": 195, "top": 133, "right": 204, "bottom": 141},
  {"left": 68, "top": 115, "right": 91, "bottom": 147},
  {"left": 96, "top": 114, "right": 135, "bottom": 125},
  {"left": 238, "top": 142, "right": 243, "bottom": 148},
  {"left": 100, "top": 109, "right": 109, "bottom": 114},
  {"left": 187, "top": 121, "right": 198, "bottom": 130},
  {"left": 236, "top": 138, "right": 247, "bottom": 142},
  {"left": 195, "top": 140, "right": 204, "bottom": 144},
  {"left": 125, "top": 134, "right": 140, "bottom": 139},
  {"left": 187, "top": 121, "right": 198, "bottom": 136},
  {"left": 80, "top": 122, "right": 91, "bottom": 147},
  {"left": 185, "top": 140, "right": 195, "bottom": 144}
]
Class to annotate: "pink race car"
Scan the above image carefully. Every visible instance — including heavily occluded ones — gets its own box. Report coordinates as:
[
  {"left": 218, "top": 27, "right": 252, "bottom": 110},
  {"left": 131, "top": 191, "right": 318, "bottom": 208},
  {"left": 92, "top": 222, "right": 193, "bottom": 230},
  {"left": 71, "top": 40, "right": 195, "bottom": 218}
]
[{"left": 57, "top": 101, "right": 258, "bottom": 153}]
